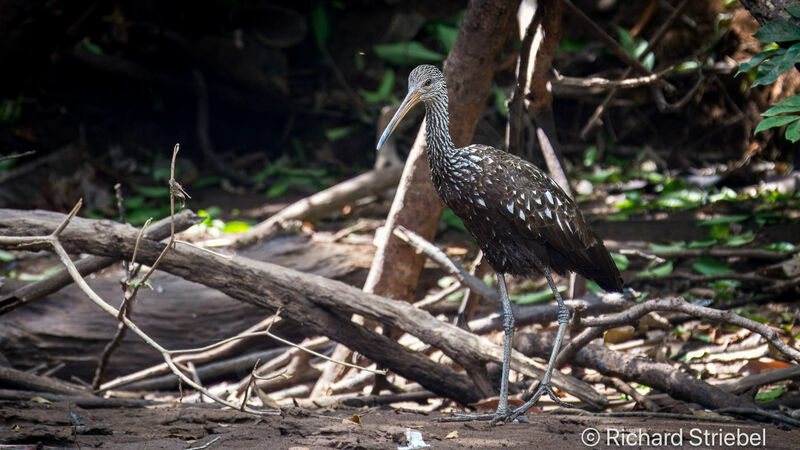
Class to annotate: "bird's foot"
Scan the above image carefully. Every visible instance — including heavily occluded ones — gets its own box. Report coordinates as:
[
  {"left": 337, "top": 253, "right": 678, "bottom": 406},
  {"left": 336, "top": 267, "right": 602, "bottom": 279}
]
[
  {"left": 506, "top": 382, "right": 572, "bottom": 422},
  {"left": 434, "top": 407, "right": 529, "bottom": 425}
]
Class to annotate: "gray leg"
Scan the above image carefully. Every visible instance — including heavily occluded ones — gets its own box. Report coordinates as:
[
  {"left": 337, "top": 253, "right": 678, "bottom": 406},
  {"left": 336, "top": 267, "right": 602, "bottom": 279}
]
[
  {"left": 434, "top": 273, "right": 517, "bottom": 424},
  {"left": 507, "top": 265, "right": 571, "bottom": 421},
  {"left": 495, "top": 272, "right": 513, "bottom": 417}
]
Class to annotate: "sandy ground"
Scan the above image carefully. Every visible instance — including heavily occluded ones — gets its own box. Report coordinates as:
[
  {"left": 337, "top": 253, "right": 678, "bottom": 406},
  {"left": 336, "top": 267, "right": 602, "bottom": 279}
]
[{"left": 0, "top": 399, "right": 794, "bottom": 449}]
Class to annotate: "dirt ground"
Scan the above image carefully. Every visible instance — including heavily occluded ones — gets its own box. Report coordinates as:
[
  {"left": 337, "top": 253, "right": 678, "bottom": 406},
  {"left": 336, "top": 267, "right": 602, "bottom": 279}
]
[{"left": 0, "top": 399, "right": 794, "bottom": 449}]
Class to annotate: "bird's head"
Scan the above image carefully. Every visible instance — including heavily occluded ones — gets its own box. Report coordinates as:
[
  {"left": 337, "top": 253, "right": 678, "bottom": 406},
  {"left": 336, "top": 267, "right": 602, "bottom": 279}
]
[{"left": 377, "top": 65, "right": 445, "bottom": 150}]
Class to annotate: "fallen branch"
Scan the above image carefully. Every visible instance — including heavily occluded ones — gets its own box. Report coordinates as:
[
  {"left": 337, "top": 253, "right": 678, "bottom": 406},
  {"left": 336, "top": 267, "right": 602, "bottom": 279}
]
[
  {"left": 393, "top": 226, "right": 500, "bottom": 305},
  {"left": 715, "top": 365, "right": 800, "bottom": 394},
  {"left": 231, "top": 165, "right": 403, "bottom": 247},
  {"left": 0, "top": 365, "right": 87, "bottom": 396},
  {"left": 0, "top": 210, "right": 198, "bottom": 316}
]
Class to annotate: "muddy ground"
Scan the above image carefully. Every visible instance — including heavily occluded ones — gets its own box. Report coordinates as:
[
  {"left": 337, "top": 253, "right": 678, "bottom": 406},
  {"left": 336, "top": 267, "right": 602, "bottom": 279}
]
[{"left": 0, "top": 399, "right": 794, "bottom": 449}]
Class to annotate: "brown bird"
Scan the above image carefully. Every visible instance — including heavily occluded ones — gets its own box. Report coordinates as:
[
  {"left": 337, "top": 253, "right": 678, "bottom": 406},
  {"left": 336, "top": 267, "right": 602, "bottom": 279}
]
[{"left": 378, "top": 65, "right": 622, "bottom": 423}]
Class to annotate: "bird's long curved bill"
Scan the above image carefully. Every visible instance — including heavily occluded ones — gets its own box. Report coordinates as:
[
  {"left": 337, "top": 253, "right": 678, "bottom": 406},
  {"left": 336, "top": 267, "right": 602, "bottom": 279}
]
[{"left": 376, "top": 91, "right": 421, "bottom": 150}]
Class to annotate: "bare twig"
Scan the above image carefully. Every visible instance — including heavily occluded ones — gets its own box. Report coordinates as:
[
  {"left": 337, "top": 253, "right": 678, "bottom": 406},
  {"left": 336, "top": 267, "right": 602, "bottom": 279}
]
[
  {"left": 562, "top": 0, "right": 671, "bottom": 83},
  {"left": 573, "top": 296, "right": 800, "bottom": 364},
  {"left": 0, "top": 150, "right": 35, "bottom": 162},
  {"left": 505, "top": 3, "right": 544, "bottom": 155},
  {"left": 91, "top": 218, "right": 152, "bottom": 388},
  {"left": 579, "top": 0, "right": 690, "bottom": 138},
  {"left": 393, "top": 225, "right": 501, "bottom": 306}
]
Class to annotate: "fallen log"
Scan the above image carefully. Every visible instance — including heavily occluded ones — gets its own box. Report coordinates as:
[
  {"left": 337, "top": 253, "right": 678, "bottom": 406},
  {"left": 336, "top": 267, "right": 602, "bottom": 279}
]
[
  {"left": 0, "top": 209, "right": 199, "bottom": 315},
  {"left": 0, "top": 209, "right": 605, "bottom": 408}
]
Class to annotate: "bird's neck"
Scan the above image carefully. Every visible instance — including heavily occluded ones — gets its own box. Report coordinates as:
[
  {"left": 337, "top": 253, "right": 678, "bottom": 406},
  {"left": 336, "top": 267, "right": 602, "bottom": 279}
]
[{"left": 423, "top": 94, "right": 456, "bottom": 168}]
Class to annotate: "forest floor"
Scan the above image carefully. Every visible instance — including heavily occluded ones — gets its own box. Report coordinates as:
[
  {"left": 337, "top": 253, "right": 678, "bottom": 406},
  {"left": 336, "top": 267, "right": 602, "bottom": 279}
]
[{"left": 1, "top": 399, "right": 795, "bottom": 449}]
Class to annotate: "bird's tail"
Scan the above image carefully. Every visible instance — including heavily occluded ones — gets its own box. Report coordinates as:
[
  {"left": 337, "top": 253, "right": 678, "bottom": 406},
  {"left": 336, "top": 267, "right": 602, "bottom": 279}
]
[{"left": 582, "top": 240, "right": 624, "bottom": 292}]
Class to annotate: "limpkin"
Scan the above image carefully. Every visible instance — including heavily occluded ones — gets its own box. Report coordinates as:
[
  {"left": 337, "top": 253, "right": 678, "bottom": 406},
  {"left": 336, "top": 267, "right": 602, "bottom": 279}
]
[{"left": 377, "top": 65, "right": 623, "bottom": 423}]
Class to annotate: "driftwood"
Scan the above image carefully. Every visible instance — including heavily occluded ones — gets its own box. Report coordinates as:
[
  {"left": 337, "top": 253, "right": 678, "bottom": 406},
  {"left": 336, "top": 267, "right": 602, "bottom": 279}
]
[
  {"left": 232, "top": 165, "right": 403, "bottom": 247},
  {"left": 0, "top": 209, "right": 605, "bottom": 408},
  {"left": 0, "top": 365, "right": 88, "bottom": 396},
  {"left": 0, "top": 209, "right": 199, "bottom": 315},
  {"left": 516, "top": 332, "right": 746, "bottom": 411},
  {"left": 0, "top": 232, "right": 372, "bottom": 380}
]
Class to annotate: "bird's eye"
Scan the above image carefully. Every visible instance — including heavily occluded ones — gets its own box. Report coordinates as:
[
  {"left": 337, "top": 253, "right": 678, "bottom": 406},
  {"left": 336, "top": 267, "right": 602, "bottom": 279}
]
[{"left": 424, "top": 79, "right": 432, "bottom": 87}]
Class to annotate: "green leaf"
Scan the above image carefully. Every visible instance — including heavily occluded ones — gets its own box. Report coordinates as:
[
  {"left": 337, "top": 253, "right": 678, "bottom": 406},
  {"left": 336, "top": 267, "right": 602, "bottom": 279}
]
[
  {"left": 223, "top": 221, "right": 250, "bottom": 233},
  {"left": 585, "top": 167, "right": 619, "bottom": 184},
  {"left": 310, "top": 1, "right": 330, "bottom": 51},
  {"left": 764, "top": 242, "right": 795, "bottom": 251},
  {"left": 80, "top": 39, "right": 103, "bottom": 55},
  {"left": 511, "top": 285, "right": 567, "bottom": 305},
  {"left": 637, "top": 261, "right": 673, "bottom": 277},
  {"left": 785, "top": 119, "right": 800, "bottom": 142},
  {"left": 754, "top": 115, "right": 800, "bottom": 134},
  {"left": 692, "top": 257, "right": 734, "bottom": 275},
  {"left": 359, "top": 69, "right": 395, "bottom": 103},
  {"left": 761, "top": 94, "right": 800, "bottom": 116},
  {"left": 724, "top": 231, "right": 755, "bottom": 247},
  {"left": 492, "top": 85, "right": 508, "bottom": 118},
  {"left": 583, "top": 146, "right": 598, "bottom": 167},
  {"left": 428, "top": 23, "right": 458, "bottom": 52},
  {"left": 325, "top": 126, "right": 355, "bottom": 141},
  {"left": 440, "top": 208, "right": 467, "bottom": 232},
  {"left": 753, "top": 20, "right": 800, "bottom": 42},
  {"left": 266, "top": 179, "right": 292, "bottom": 197},
  {"left": 611, "top": 253, "right": 630, "bottom": 271},
  {"left": 676, "top": 60, "right": 700, "bottom": 71},
  {"left": 649, "top": 242, "right": 686, "bottom": 253},
  {"left": 688, "top": 238, "right": 718, "bottom": 248},
  {"left": 755, "top": 386, "right": 784, "bottom": 402},
  {"left": 0, "top": 249, "right": 15, "bottom": 262},
  {"left": 557, "top": 38, "right": 587, "bottom": 53},
  {"left": 753, "top": 43, "right": 800, "bottom": 86},
  {"left": 698, "top": 215, "right": 749, "bottom": 226},
  {"left": 737, "top": 48, "right": 784, "bottom": 75},
  {"left": 788, "top": 5, "right": 800, "bottom": 19},
  {"left": 373, "top": 41, "right": 444, "bottom": 66},
  {"left": 709, "top": 223, "right": 731, "bottom": 240}
]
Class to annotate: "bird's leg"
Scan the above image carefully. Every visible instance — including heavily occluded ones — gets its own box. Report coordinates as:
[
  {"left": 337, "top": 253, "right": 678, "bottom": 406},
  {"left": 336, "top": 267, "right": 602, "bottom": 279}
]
[
  {"left": 495, "top": 272, "right": 513, "bottom": 418},
  {"left": 435, "top": 273, "right": 519, "bottom": 424},
  {"left": 507, "top": 265, "right": 571, "bottom": 422}
]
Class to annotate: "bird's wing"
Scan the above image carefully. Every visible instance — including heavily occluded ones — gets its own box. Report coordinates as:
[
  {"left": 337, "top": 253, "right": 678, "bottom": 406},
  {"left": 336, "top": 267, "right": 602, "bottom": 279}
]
[{"left": 474, "top": 145, "right": 598, "bottom": 253}]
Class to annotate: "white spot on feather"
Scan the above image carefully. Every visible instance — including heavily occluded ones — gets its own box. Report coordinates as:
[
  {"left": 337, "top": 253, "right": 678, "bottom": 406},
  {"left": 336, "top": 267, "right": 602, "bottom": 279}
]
[
  {"left": 519, "top": 209, "right": 525, "bottom": 220},
  {"left": 477, "top": 198, "right": 486, "bottom": 207},
  {"left": 506, "top": 203, "right": 514, "bottom": 214},
  {"left": 545, "top": 191, "right": 554, "bottom": 205},
  {"left": 545, "top": 207, "right": 552, "bottom": 219},
  {"left": 535, "top": 197, "right": 543, "bottom": 205}
]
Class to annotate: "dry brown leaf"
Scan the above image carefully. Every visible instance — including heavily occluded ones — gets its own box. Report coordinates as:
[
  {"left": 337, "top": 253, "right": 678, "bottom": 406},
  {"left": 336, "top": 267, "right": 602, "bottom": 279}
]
[
  {"left": 739, "top": 359, "right": 793, "bottom": 376},
  {"left": 604, "top": 326, "right": 636, "bottom": 344},
  {"left": 445, "top": 430, "right": 459, "bottom": 439}
]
